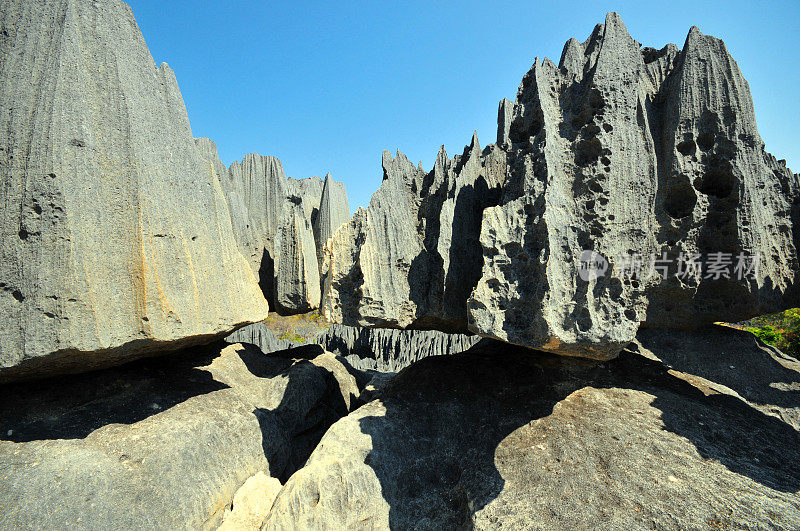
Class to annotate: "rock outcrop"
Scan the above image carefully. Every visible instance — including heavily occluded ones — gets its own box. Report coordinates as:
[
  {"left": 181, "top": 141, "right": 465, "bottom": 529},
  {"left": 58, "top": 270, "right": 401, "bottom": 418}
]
[
  {"left": 263, "top": 326, "right": 800, "bottom": 529},
  {"left": 318, "top": 324, "right": 480, "bottom": 372},
  {"left": 324, "top": 134, "right": 506, "bottom": 332},
  {"left": 207, "top": 144, "right": 350, "bottom": 315},
  {"left": 0, "top": 341, "right": 363, "bottom": 529},
  {"left": 314, "top": 173, "right": 351, "bottom": 274},
  {"left": 324, "top": 13, "right": 799, "bottom": 359},
  {"left": 0, "top": 0, "right": 268, "bottom": 381},
  {"left": 227, "top": 321, "right": 478, "bottom": 373}
]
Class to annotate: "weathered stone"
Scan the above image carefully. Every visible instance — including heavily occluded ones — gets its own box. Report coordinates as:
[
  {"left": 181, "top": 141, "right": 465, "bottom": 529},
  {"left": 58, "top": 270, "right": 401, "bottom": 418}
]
[
  {"left": 318, "top": 323, "right": 480, "bottom": 372},
  {"left": 215, "top": 147, "right": 350, "bottom": 315},
  {"left": 219, "top": 472, "right": 282, "bottom": 531},
  {"left": 273, "top": 200, "right": 321, "bottom": 313},
  {"left": 0, "top": 0, "right": 268, "bottom": 381},
  {"left": 0, "top": 342, "right": 362, "bottom": 529},
  {"left": 226, "top": 322, "right": 303, "bottom": 353},
  {"left": 314, "top": 173, "right": 350, "bottom": 274},
  {"left": 325, "top": 12, "right": 799, "bottom": 359},
  {"left": 263, "top": 327, "right": 800, "bottom": 529},
  {"left": 323, "top": 135, "right": 505, "bottom": 332}
]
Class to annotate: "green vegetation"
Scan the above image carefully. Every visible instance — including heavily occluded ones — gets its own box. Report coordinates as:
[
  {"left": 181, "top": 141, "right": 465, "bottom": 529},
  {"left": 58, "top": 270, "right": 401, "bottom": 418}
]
[
  {"left": 744, "top": 308, "right": 800, "bottom": 357},
  {"left": 277, "top": 331, "right": 307, "bottom": 343}
]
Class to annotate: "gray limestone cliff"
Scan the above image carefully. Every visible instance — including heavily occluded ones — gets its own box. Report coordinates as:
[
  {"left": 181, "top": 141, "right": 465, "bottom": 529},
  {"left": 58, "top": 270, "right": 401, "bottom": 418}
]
[
  {"left": 324, "top": 13, "right": 799, "bottom": 360},
  {"left": 323, "top": 134, "right": 506, "bottom": 333},
  {"left": 203, "top": 143, "right": 349, "bottom": 315},
  {"left": 0, "top": 0, "right": 268, "bottom": 381}
]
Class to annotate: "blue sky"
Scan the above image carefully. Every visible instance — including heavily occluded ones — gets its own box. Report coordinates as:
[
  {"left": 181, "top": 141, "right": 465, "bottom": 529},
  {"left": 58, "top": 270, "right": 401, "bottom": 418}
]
[{"left": 128, "top": 0, "right": 800, "bottom": 212}]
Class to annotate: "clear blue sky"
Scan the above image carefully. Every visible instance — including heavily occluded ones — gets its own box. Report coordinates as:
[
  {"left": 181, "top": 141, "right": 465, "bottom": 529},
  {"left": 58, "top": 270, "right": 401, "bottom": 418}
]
[{"left": 127, "top": 0, "right": 800, "bottom": 211}]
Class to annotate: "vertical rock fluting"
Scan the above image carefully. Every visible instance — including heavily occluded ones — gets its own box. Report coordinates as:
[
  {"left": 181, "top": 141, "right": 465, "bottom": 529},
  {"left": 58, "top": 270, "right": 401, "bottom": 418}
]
[
  {"left": 324, "top": 13, "right": 798, "bottom": 359},
  {"left": 274, "top": 198, "right": 321, "bottom": 313},
  {"left": 323, "top": 135, "right": 506, "bottom": 332},
  {"left": 469, "top": 13, "right": 660, "bottom": 359},
  {"left": 313, "top": 173, "right": 351, "bottom": 274},
  {"left": 208, "top": 144, "right": 350, "bottom": 315},
  {"left": 644, "top": 26, "right": 800, "bottom": 327},
  {"left": 0, "top": 0, "right": 268, "bottom": 380}
]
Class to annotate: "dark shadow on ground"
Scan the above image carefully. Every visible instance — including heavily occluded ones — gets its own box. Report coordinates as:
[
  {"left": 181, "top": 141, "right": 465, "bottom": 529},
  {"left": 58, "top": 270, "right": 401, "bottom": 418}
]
[
  {"left": 355, "top": 335, "right": 800, "bottom": 528},
  {"left": 638, "top": 325, "right": 800, "bottom": 409},
  {"left": 234, "top": 342, "right": 362, "bottom": 482},
  {"left": 0, "top": 342, "right": 229, "bottom": 442}
]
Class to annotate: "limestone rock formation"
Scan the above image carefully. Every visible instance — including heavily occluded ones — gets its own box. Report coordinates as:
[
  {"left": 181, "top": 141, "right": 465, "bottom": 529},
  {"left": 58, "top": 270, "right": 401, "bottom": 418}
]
[
  {"left": 314, "top": 173, "right": 351, "bottom": 273},
  {"left": 324, "top": 134, "right": 506, "bottom": 332},
  {"left": 318, "top": 324, "right": 480, "bottom": 372},
  {"left": 226, "top": 322, "right": 304, "bottom": 353},
  {"left": 209, "top": 144, "right": 350, "bottom": 315},
  {"left": 263, "top": 327, "right": 800, "bottom": 529},
  {"left": 273, "top": 199, "right": 321, "bottom": 313},
  {"left": 324, "top": 13, "right": 799, "bottom": 359},
  {"left": 219, "top": 472, "right": 283, "bottom": 531},
  {"left": 0, "top": 0, "right": 268, "bottom": 381},
  {"left": 0, "top": 341, "right": 363, "bottom": 529}
]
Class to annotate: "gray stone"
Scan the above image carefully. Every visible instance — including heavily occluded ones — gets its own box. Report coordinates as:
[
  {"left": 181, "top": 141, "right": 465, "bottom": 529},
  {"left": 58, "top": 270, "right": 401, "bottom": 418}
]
[
  {"left": 215, "top": 147, "right": 350, "bottom": 314},
  {"left": 225, "top": 322, "right": 303, "bottom": 353},
  {"left": 0, "top": 341, "right": 362, "bottom": 529},
  {"left": 324, "top": 12, "right": 799, "bottom": 360},
  {"left": 0, "top": 0, "right": 268, "bottom": 381},
  {"left": 263, "top": 326, "right": 800, "bottom": 529},
  {"left": 323, "top": 135, "right": 505, "bottom": 333},
  {"left": 273, "top": 200, "right": 321, "bottom": 314},
  {"left": 313, "top": 173, "right": 350, "bottom": 274},
  {"left": 317, "top": 323, "right": 480, "bottom": 372}
]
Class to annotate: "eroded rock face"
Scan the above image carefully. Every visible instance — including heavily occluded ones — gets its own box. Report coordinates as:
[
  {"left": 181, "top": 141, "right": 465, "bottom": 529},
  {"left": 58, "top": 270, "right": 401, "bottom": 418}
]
[
  {"left": 0, "top": 0, "right": 268, "bottom": 381},
  {"left": 324, "top": 134, "right": 506, "bottom": 332},
  {"left": 0, "top": 342, "right": 363, "bottom": 529},
  {"left": 325, "top": 12, "right": 798, "bottom": 359},
  {"left": 318, "top": 324, "right": 480, "bottom": 372},
  {"left": 209, "top": 144, "right": 350, "bottom": 315},
  {"left": 263, "top": 327, "right": 800, "bottom": 529},
  {"left": 314, "top": 173, "right": 350, "bottom": 274},
  {"left": 274, "top": 199, "right": 321, "bottom": 313}
]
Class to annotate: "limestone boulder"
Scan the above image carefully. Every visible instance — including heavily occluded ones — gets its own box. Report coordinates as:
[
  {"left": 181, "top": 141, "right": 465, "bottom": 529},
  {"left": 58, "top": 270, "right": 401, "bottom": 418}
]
[
  {"left": 0, "top": 342, "right": 363, "bottom": 529},
  {"left": 0, "top": 0, "right": 268, "bottom": 381},
  {"left": 263, "top": 327, "right": 800, "bottom": 529}
]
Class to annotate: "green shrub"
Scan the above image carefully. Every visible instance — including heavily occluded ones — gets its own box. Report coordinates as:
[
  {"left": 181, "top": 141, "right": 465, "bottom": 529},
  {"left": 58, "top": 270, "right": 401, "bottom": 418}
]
[{"left": 745, "top": 308, "right": 800, "bottom": 357}]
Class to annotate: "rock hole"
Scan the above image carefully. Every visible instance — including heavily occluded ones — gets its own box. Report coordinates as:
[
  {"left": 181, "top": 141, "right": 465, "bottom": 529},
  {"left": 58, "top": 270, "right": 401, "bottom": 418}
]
[
  {"left": 677, "top": 138, "right": 696, "bottom": 156},
  {"left": 602, "top": 123, "right": 613, "bottom": 133},
  {"left": 696, "top": 132, "right": 715, "bottom": 151},
  {"left": 600, "top": 156, "right": 611, "bottom": 166},
  {"left": 576, "top": 137, "right": 603, "bottom": 165},
  {"left": 12, "top": 290, "right": 23, "bottom": 302},
  {"left": 70, "top": 139, "right": 87, "bottom": 148},
  {"left": 576, "top": 307, "right": 593, "bottom": 331},
  {"left": 18, "top": 228, "right": 28, "bottom": 240},
  {"left": 624, "top": 309, "right": 637, "bottom": 321},
  {"left": 697, "top": 156, "right": 735, "bottom": 198},
  {"left": 664, "top": 179, "right": 697, "bottom": 219}
]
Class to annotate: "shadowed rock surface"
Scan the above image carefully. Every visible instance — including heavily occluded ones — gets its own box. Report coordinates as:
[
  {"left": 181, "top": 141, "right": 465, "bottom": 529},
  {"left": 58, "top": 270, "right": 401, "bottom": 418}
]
[
  {"left": 323, "top": 13, "right": 799, "bottom": 359},
  {"left": 318, "top": 324, "right": 480, "bottom": 372},
  {"left": 0, "top": 342, "right": 362, "bottom": 529},
  {"left": 228, "top": 321, "right": 479, "bottom": 373},
  {"left": 0, "top": 0, "right": 268, "bottom": 381},
  {"left": 263, "top": 326, "right": 800, "bottom": 529}
]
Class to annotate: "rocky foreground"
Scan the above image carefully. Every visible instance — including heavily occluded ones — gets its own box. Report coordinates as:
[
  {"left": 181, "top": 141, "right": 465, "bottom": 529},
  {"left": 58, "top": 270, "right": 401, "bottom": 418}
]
[
  {"left": 1, "top": 0, "right": 799, "bottom": 528},
  {"left": 2, "top": 325, "right": 798, "bottom": 528}
]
